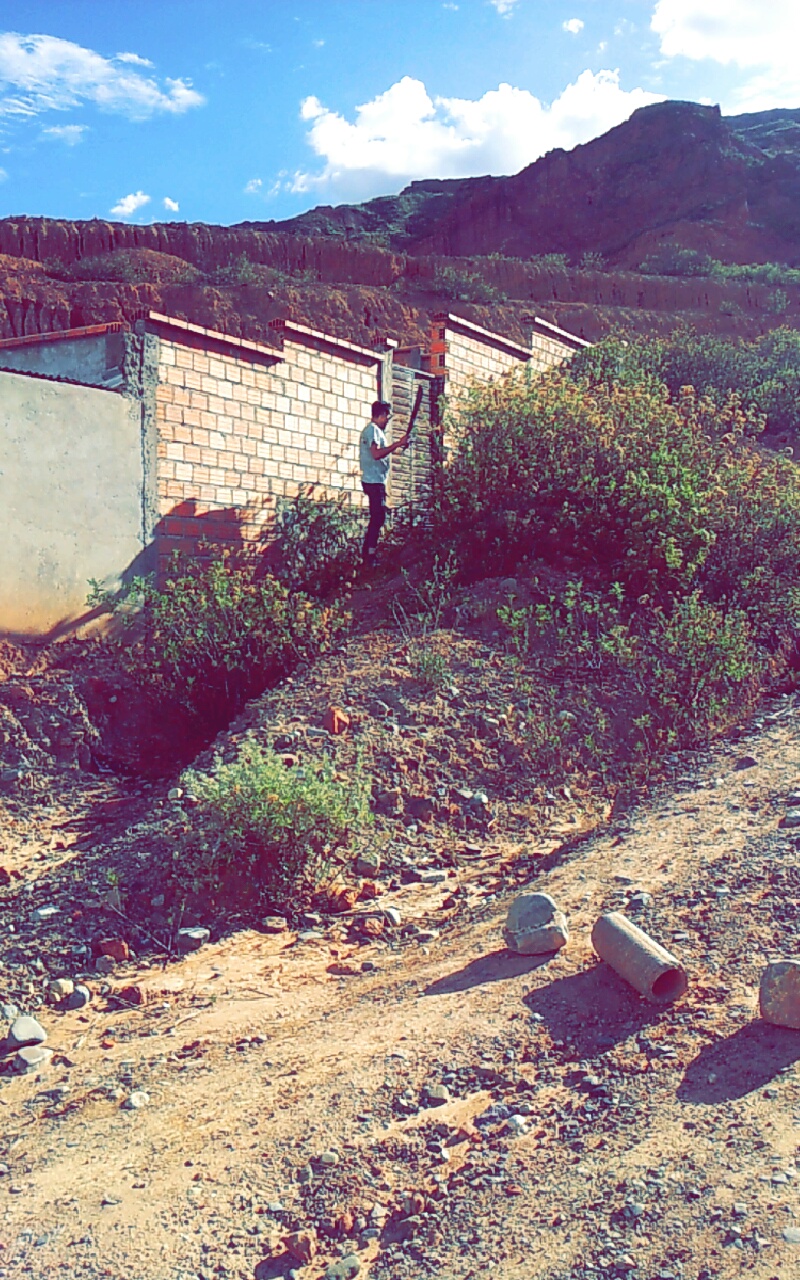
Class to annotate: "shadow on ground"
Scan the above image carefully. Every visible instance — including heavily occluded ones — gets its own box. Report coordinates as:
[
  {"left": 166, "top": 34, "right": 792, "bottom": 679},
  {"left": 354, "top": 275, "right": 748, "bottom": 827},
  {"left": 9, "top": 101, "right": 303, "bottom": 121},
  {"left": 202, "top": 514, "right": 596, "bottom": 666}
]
[
  {"left": 522, "top": 964, "right": 667, "bottom": 1056},
  {"left": 677, "top": 1021, "right": 800, "bottom": 1103},
  {"left": 423, "top": 947, "right": 554, "bottom": 996}
]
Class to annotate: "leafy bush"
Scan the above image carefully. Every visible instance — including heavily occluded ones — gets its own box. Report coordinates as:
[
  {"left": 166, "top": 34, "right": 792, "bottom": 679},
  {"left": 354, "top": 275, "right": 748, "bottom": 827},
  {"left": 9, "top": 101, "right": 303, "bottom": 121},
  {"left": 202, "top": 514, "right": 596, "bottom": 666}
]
[
  {"left": 529, "top": 253, "right": 569, "bottom": 272},
  {"left": 499, "top": 580, "right": 762, "bottom": 777},
  {"left": 177, "top": 742, "right": 371, "bottom": 905},
  {"left": 204, "top": 254, "right": 266, "bottom": 287},
  {"left": 98, "top": 555, "right": 347, "bottom": 732},
  {"left": 45, "top": 250, "right": 200, "bottom": 285},
  {"left": 431, "top": 264, "right": 507, "bottom": 303},
  {"left": 428, "top": 357, "right": 800, "bottom": 771},
  {"left": 431, "top": 371, "right": 756, "bottom": 596},
  {"left": 269, "top": 489, "right": 363, "bottom": 598},
  {"left": 639, "top": 247, "right": 718, "bottom": 277},
  {"left": 570, "top": 327, "right": 800, "bottom": 436},
  {"left": 578, "top": 251, "right": 606, "bottom": 271}
]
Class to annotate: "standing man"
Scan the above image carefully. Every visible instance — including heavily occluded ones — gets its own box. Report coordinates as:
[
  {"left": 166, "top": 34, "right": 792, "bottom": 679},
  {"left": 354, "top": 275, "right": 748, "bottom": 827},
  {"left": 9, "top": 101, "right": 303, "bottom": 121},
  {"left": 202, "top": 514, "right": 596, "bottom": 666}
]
[{"left": 359, "top": 400, "right": 410, "bottom": 566}]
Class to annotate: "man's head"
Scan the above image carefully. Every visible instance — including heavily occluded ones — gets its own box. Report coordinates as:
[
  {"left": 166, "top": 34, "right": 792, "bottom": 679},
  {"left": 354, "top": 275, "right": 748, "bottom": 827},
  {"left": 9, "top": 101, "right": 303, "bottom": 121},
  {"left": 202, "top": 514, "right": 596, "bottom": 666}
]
[{"left": 371, "top": 400, "right": 392, "bottom": 426}]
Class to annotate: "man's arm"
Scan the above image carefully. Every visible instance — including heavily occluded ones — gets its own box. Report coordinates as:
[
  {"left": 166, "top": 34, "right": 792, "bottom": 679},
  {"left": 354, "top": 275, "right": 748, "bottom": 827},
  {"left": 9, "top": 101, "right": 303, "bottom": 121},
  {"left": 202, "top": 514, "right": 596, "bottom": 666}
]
[{"left": 370, "top": 433, "right": 410, "bottom": 461}]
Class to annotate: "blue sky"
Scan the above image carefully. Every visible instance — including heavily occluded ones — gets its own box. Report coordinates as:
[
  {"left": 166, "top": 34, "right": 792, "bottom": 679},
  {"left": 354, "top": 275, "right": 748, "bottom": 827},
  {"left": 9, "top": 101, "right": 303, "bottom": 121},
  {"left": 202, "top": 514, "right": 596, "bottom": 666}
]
[{"left": 0, "top": 0, "right": 797, "bottom": 227}]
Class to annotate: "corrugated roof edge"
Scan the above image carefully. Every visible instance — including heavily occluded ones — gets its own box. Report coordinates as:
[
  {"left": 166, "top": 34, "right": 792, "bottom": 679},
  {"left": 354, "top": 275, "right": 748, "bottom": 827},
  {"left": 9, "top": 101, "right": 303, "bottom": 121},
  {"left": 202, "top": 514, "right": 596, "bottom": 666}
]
[
  {"left": 431, "top": 312, "right": 533, "bottom": 361},
  {"left": 269, "top": 316, "right": 382, "bottom": 363},
  {"left": 0, "top": 321, "right": 127, "bottom": 351},
  {"left": 144, "top": 311, "right": 282, "bottom": 361}
]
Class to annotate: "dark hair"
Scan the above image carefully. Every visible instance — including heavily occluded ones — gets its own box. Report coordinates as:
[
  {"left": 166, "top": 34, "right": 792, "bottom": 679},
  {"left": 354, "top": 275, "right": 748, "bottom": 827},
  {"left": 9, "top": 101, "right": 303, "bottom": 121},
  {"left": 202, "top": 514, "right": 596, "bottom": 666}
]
[{"left": 371, "top": 400, "right": 392, "bottom": 417}]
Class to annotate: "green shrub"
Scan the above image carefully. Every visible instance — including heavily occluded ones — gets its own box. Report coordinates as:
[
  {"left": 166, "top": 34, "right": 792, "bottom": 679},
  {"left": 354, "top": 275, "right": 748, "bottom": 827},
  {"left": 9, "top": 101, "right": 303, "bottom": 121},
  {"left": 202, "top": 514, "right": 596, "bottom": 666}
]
[
  {"left": 431, "top": 264, "right": 506, "bottom": 303},
  {"left": 44, "top": 250, "right": 200, "bottom": 285},
  {"left": 98, "top": 555, "right": 347, "bottom": 732},
  {"left": 177, "top": 742, "right": 371, "bottom": 904},
  {"left": 204, "top": 254, "right": 265, "bottom": 286},
  {"left": 578, "top": 251, "right": 606, "bottom": 271},
  {"left": 431, "top": 371, "right": 753, "bottom": 596},
  {"left": 529, "top": 253, "right": 569, "bottom": 272},
  {"left": 639, "top": 247, "right": 719, "bottom": 277},
  {"left": 570, "top": 327, "right": 800, "bottom": 437},
  {"left": 499, "top": 579, "right": 763, "bottom": 778},
  {"left": 270, "top": 488, "right": 363, "bottom": 597}
]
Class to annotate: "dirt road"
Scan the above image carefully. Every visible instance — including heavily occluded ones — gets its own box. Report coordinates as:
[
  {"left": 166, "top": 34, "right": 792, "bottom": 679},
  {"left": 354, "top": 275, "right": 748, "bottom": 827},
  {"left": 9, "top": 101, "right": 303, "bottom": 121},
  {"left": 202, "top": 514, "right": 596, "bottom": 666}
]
[{"left": 0, "top": 675, "right": 798, "bottom": 1280}]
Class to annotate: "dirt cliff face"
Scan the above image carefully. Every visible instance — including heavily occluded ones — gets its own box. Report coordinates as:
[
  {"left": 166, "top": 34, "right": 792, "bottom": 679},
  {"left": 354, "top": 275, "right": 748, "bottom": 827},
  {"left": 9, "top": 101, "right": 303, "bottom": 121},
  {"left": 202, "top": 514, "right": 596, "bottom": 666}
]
[
  {"left": 1, "top": 100, "right": 800, "bottom": 348},
  {"left": 406, "top": 102, "right": 800, "bottom": 265}
]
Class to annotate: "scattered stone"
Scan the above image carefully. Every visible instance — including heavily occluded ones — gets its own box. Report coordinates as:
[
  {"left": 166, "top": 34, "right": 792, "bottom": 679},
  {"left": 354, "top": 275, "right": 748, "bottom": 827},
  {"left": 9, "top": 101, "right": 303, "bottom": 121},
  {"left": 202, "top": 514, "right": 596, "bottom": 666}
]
[
  {"left": 783, "top": 1227, "right": 800, "bottom": 1244},
  {"left": 66, "top": 985, "right": 91, "bottom": 1010},
  {"left": 383, "top": 906, "right": 402, "bottom": 927},
  {"left": 284, "top": 1228, "right": 316, "bottom": 1264},
  {"left": 360, "top": 960, "right": 377, "bottom": 973},
  {"left": 323, "top": 707, "right": 350, "bottom": 735},
  {"left": 503, "top": 892, "right": 569, "bottom": 955},
  {"left": 325, "top": 1254, "right": 360, "bottom": 1279},
  {"left": 31, "top": 905, "right": 59, "bottom": 923},
  {"left": 176, "top": 927, "right": 210, "bottom": 952},
  {"left": 734, "top": 756, "right": 758, "bottom": 770},
  {"left": 327, "top": 962, "right": 360, "bottom": 977},
  {"left": 297, "top": 1165, "right": 314, "bottom": 1185},
  {"left": 319, "top": 1150, "right": 339, "bottom": 1166},
  {"left": 424, "top": 1083, "right": 450, "bottom": 1105},
  {"left": 759, "top": 959, "right": 800, "bottom": 1029},
  {"left": 5, "top": 1016, "right": 47, "bottom": 1051},
  {"left": 98, "top": 938, "right": 130, "bottom": 962},
  {"left": 95, "top": 956, "right": 116, "bottom": 975},
  {"left": 780, "top": 809, "right": 800, "bottom": 829},
  {"left": 14, "top": 1045, "right": 53, "bottom": 1073},
  {"left": 167, "top": 787, "right": 184, "bottom": 801},
  {"left": 46, "top": 978, "right": 74, "bottom": 1004},
  {"left": 355, "top": 851, "right": 381, "bottom": 877},
  {"left": 116, "top": 985, "right": 148, "bottom": 1007},
  {"left": 122, "top": 1091, "right": 149, "bottom": 1110},
  {"left": 507, "top": 1115, "right": 529, "bottom": 1136},
  {"left": 419, "top": 869, "right": 447, "bottom": 885},
  {"left": 261, "top": 916, "right": 288, "bottom": 933},
  {"left": 0, "top": 1003, "right": 19, "bottom": 1022}
]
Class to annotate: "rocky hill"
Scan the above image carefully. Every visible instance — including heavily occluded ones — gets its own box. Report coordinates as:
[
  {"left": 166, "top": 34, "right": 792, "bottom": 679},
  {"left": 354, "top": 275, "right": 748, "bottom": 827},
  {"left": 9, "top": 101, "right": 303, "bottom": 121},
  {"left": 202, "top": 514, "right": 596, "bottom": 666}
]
[{"left": 1, "top": 100, "right": 800, "bottom": 348}]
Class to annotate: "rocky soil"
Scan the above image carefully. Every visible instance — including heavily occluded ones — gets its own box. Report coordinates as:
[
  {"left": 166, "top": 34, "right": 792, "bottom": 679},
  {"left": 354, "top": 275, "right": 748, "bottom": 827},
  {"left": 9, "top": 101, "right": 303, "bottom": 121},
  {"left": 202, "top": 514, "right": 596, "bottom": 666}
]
[{"left": 0, "top": 588, "right": 798, "bottom": 1280}]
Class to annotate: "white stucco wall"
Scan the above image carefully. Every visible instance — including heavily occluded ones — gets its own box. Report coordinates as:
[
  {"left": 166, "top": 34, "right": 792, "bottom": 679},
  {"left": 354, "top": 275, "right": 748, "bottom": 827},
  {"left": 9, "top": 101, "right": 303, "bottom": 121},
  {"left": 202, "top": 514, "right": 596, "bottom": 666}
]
[{"left": 0, "top": 370, "right": 144, "bottom": 635}]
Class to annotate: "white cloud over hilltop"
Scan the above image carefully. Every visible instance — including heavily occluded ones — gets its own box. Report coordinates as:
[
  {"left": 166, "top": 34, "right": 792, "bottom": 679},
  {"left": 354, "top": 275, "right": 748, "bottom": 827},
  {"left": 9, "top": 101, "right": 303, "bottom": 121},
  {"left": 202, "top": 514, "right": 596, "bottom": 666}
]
[
  {"left": 651, "top": 0, "right": 800, "bottom": 109},
  {"left": 110, "top": 190, "right": 150, "bottom": 216},
  {"left": 0, "top": 33, "right": 204, "bottom": 121},
  {"left": 292, "top": 71, "right": 660, "bottom": 197}
]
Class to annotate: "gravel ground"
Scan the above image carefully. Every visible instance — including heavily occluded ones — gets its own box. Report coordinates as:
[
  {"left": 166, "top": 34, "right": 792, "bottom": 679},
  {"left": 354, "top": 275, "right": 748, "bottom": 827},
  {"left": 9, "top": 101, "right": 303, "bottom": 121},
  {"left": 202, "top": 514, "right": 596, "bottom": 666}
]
[{"left": 0, "top": 626, "right": 798, "bottom": 1280}]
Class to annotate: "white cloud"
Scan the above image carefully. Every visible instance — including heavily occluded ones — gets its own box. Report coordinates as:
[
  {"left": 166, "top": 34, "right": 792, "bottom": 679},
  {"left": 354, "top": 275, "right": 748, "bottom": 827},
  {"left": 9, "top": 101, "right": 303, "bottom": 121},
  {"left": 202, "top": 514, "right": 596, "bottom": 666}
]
[
  {"left": 489, "top": 0, "right": 519, "bottom": 16},
  {"left": 163, "top": 196, "right": 179, "bottom": 211},
  {"left": 0, "top": 167, "right": 6, "bottom": 181},
  {"left": 115, "top": 51, "right": 154, "bottom": 68},
  {"left": 110, "top": 190, "right": 150, "bottom": 217},
  {"left": 312, "top": 39, "right": 325, "bottom": 48},
  {"left": 443, "top": 2, "right": 459, "bottom": 8},
  {"left": 651, "top": 0, "right": 800, "bottom": 109},
  {"left": 0, "top": 33, "right": 205, "bottom": 122},
  {"left": 42, "top": 122, "right": 86, "bottom": 144},
  {"left": 563, "top": 18, "right": 584, "bottom": 34},
  {"left": 244, "top": 177, "right": 263, "bottom": 194},
  {"left": 291, "top": 71, "right": 661, "bottom": 198}
]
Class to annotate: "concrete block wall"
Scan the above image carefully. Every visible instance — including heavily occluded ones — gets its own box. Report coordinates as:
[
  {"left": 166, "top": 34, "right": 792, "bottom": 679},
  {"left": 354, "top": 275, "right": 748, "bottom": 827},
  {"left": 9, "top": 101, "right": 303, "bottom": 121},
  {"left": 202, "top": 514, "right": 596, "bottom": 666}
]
[
  {"left": 144, "top": 313, "right": 382, "bottom": 569},
  {"left": 268, "top": 318, "right": 382, "bottom": 501}
]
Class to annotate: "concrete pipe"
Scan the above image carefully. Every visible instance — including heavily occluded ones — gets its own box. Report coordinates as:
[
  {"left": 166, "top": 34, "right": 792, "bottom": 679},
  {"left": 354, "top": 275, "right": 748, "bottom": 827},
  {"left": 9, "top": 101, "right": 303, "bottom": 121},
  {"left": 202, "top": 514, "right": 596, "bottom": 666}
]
[{"left": 591, "top": 911, "right": 688, "bottom": 1004}]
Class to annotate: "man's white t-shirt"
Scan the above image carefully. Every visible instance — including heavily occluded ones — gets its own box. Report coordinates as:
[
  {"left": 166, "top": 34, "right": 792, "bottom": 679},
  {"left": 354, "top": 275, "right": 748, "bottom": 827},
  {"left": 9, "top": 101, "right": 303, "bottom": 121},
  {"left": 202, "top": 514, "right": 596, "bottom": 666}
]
[{"left": 360, "top": 421, "right": 390, "bottom": 485}]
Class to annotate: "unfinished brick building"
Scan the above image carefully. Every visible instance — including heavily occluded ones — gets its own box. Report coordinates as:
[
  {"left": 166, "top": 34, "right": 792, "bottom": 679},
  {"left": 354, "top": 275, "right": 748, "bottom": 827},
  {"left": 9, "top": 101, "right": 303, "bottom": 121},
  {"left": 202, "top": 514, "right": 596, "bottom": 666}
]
[{"left": 0, "top": 310, "right": 587, "bottom": 635}]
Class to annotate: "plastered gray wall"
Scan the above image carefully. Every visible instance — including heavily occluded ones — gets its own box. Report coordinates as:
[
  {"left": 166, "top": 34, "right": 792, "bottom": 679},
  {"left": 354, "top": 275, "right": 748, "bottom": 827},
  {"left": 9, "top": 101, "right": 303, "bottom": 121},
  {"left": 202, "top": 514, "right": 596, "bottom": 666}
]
[
  {"left": 0, "top": 370, "right": 145, "bottom": 634},
  {"left": 0, "top": 331, "right": 126, "bottom": 388}
]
